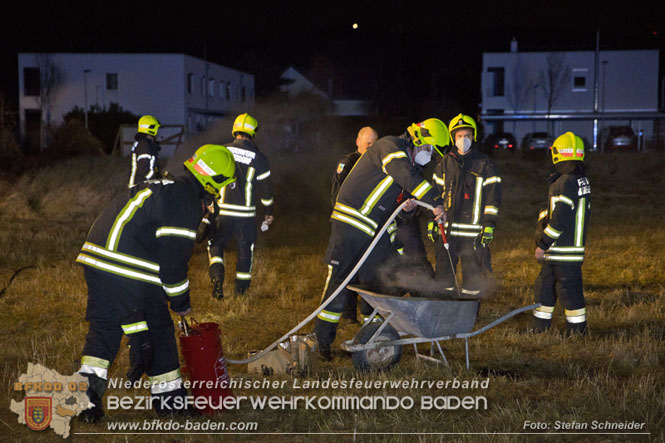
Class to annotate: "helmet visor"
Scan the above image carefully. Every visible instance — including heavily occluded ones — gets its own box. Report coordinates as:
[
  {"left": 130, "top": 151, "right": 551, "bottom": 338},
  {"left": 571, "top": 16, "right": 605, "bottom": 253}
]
[{"left": 413, "top": 144, "right": 434, "bottom": 166}]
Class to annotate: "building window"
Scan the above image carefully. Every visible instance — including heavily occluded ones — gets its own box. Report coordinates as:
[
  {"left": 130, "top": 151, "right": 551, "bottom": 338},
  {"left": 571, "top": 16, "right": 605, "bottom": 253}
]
[
  {"left": 572, "top": 68, "right": 588, "bottom": 92},
  {"left": 106, "top": 73, "right": 118, "bottom": 90},
  {"left": 208, "top": 78, "right": 215, "bottom": 97},
  {"left": 487, "top": 67, "right": 505, "bottom": 97},
  {"left": 201, "top": 76, "right": 206, "bottom": 95},
  {"left": 226, "top": 82, "right": 231, "bottom": 100},
  {"left": 187, "top": 73, "right": 194, "bottom": 94},
  {"left": 24, "top": 67, "right": 40, "bottom": 96},
  {"left": 219, "top": 81, "right": 224, "bottom": 99}
]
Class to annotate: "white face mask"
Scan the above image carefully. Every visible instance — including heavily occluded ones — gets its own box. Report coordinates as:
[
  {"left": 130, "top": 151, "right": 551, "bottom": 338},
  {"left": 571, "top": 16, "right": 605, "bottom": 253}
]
[
  {"left": 455, "top": 137, "right": 472, "bottom": 153},
  {"left": 413, "top": 145, "right": 433, "bottom": 165}
]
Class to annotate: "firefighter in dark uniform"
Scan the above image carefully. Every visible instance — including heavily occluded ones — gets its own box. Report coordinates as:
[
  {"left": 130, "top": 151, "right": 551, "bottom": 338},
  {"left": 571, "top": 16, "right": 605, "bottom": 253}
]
[
  {"left": 531, "top": 132, "right": 591, "bottom": 335},
  {"left": 331, "top": 126, "right": 378, "bottom": 322},
  {"left": 429, "top": 114, "right": 502, "bottom": 297},
  {"left": 129, "top": 115, "right": 162, "bottom": 188},
  {"left": 77, "top": 144, "right": 236, "bottom": 422},
  {"left": 331, "top": 126, "right": 378, "bottom": 206},
  {"left": 315, "top": 118, "right": 449, "bottom": 360},
  {"left": 207, "top": 113, "right": 274, "bottom": 298}
]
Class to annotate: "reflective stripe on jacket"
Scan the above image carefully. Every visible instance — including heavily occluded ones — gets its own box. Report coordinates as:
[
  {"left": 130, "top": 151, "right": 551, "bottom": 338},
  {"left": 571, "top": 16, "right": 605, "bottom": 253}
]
[
  {"left": 535, "top": 163, "right": 591, "bottom": 263},
  {"left": 216, "top": 138, "right": 273, "bottom": 218},
  {"left": 332, "top": 133, "right": 436, "bottom": 236},
  {"left": 432, "top": 147, "right": 502, "bottom": 238}
]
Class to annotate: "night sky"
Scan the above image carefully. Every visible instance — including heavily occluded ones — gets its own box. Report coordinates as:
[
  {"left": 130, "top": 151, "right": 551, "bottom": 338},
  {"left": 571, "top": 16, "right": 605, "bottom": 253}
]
[{"left": 1, "top": 1, "right": 664, "bottom": 115}]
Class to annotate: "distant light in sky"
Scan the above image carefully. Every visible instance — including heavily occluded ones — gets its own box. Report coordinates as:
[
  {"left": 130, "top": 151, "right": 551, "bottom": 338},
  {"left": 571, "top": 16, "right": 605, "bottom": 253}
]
[{"left": 352, "top": 23, "right": 359, "bottom": 30}]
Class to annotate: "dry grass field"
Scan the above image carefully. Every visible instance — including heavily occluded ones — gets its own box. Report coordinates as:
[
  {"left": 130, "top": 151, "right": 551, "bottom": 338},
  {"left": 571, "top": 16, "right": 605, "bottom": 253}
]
[{"left": 1, "top": 136, "right": 664, "bottom": 442}]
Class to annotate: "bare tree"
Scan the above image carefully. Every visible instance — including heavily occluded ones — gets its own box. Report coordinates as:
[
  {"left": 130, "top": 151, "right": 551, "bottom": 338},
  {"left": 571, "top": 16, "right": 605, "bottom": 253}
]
[
  {"left": 35, "top": 54, "right": 65, "bottom": 151},
  {"left": 506, "top": 55, "right": 535, "bottom": 133},
  {"left": 539, "top": 53, "right": 571, "bottom": 133}
]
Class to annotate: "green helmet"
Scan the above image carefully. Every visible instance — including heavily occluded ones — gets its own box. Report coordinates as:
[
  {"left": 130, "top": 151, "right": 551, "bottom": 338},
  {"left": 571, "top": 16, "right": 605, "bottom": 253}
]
[
  {"left": 138, "top": 115, "right": 161, "bottom": 136},
  {"left": 184, "top": 144, "right": 236, "bottom": 198},
  {"left": 232, "top": 113, "right": 258, "bottom": 138},
  {"left": 448, "top": 113, "right": 478, "bottom": 142},
  {"left": 551, "top": 132, "right": 585, "bottom": 164},
  {"left": 407, "top": 118, "right": 450, "bottom": 156}
]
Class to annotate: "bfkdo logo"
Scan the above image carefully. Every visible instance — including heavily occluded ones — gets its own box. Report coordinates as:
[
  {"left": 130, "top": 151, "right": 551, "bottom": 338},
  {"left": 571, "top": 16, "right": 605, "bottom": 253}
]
[{"left": 25, "top": 397, "right": 52, "bottom": 431}]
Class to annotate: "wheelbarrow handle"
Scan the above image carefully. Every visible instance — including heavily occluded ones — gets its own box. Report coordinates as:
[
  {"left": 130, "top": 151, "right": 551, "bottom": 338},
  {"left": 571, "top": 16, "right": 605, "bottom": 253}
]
[{"left": 460, "top": 303, "right": 542, "bottom": 338}]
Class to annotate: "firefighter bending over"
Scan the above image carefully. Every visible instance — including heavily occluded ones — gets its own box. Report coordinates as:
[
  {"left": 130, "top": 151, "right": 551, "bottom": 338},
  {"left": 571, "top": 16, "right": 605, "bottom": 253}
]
[
  {"left": 331, "top": 126, "right": 378, "bottom": 323},
  {"left": 429, "top": 114, "right": 502, "bottom": 297},
  {"left": 128, "top": 115, "right": 162, "bottom": 188},
  {"left": 532, "top": 132, "right": 591, "bottom": 335},
  {"left": 205, "top": 113, "right": 274, "bottom": 299},
  {"left": 315, "top": 118, "right": 448, "bottom": 361},
  {"left": 77, "top": 144, "right": 235, "bottom": 422}
]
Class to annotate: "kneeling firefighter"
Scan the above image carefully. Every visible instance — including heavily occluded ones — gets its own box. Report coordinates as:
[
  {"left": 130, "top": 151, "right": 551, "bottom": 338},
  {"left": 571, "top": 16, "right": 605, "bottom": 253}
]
[{"left": 76, "top": 144, "right": 235, "bottom": 422}]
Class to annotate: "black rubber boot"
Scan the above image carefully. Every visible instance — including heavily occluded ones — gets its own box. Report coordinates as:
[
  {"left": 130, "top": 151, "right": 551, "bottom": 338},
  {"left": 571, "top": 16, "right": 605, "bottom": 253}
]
[
  {"left": 78, "top": 373, "right": 106, "bottom": 424},
  {"left": 565, "top": 321, "right": 587, "bottom": 337},
  {"left": 212, "top": 279, "right": 224, "bottom": 300},
  {"left": 235, "top": 279, "right": 250, "bottom": 296},
  {"left": 314, "top": 318, "right": 336, "bottom": 361},
  {"left": 529, "top": 316, "right": 551, "bottom": 333}
]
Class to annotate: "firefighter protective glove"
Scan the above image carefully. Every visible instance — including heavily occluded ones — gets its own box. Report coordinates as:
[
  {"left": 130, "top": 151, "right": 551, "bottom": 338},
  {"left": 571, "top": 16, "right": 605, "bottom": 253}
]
[
  {"left": 478, "top": 226, "right": 494, "bottom": 247},
  {"left": 427, "top": 221, "right": 439, "bottom": 242},
  {"left": 127, "top": 331, "right": 154, "bottom": 383}
]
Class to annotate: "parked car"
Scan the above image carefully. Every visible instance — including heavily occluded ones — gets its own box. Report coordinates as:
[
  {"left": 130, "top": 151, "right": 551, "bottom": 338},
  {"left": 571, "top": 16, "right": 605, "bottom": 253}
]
[
  {"left": 604, "top": 126, "right": 637, "bottom": 151},
  {"left": 485, "top": 133, "right": 517, "bottom": 153},
  {"left": 522, "top": 132, "right": 554, "bottom": 151}
]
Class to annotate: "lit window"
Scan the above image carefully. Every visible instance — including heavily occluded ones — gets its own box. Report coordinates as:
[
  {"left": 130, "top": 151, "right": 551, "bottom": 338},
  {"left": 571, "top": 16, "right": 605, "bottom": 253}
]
[{"left": 106, "top": 73, "right": 118, "bottom": 90}]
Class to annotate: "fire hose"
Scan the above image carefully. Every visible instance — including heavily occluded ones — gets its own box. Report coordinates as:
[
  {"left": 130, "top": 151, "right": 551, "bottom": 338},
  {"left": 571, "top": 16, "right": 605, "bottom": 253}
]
[{"left": 226, "top": 200, "right": 441, "bottom": 365}]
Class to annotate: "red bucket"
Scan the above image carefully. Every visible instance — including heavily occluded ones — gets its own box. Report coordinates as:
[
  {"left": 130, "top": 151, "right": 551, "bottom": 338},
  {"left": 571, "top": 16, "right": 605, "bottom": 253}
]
[{"left": 179, "top": 321, "right": 233, "bottom": 415}]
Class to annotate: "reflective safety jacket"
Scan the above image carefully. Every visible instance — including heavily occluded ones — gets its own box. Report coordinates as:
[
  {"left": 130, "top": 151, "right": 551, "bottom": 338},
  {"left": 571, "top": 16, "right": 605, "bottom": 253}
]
[
  {"left": 332, "top": 133, "right": 436, "bottom": 237},
  {"left": 431, "top": 147, "right": 502, "bottom": 239},
  {"left": 331, "top": 150, "right": 362, "bottom": 207},
  {"left": 536, "top": 162, "right": 591, "bottom": 263},
  {"left": 76, "top": 176, "right": 204, "bottom": 313},
  {"left": 217, "top": 138, "right": 273, "bottom": 218},
  {"left": 129, "top": 133, "right": 161, "bottom": 188}
]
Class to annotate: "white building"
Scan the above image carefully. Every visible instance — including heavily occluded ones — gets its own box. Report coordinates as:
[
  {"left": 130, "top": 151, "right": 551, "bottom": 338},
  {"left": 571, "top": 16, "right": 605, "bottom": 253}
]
[
  {"left": 480, "top": 47, "right": 663, "bottom": 150},
  {"left": 18, "top": 53, "right": 255, "bottom": 152}
]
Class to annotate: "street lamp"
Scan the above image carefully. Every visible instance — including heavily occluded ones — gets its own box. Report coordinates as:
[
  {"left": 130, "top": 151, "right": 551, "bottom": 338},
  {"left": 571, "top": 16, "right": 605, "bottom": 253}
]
[{"left": 83, "top": 69, "right": 91, "bottom": 129}]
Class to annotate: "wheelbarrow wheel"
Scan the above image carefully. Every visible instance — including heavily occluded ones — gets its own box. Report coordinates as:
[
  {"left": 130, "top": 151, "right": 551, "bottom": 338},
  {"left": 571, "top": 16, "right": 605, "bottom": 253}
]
[{"left": 351, "top": 322, "right": 402, "bottom": 371}]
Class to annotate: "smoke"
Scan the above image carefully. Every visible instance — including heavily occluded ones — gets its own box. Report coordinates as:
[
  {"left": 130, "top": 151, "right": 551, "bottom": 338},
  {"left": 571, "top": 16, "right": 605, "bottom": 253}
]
[
  {"left": 372, "top": 249, "right": 500, "bottom": 301},
  {"left": 165, "top": 93, "right": 390, "bottom": 218}
]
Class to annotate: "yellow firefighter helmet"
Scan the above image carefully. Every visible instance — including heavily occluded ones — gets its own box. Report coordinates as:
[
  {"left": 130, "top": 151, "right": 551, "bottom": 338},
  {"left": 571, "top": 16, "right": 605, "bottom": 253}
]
[
  {"left": 184, "top": 144, "right": 236, "bottom": 198},
  {"left": 551, "top": 132, "right": 585, "bottom": 164}
]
